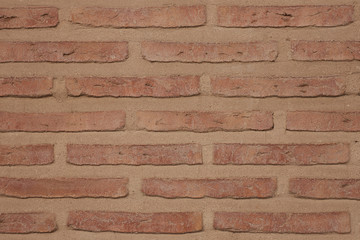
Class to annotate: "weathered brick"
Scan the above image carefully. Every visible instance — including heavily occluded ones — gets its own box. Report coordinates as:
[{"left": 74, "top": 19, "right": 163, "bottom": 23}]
[
  {"left": 0, "top": 144, "right": 54, "bottom": 166},
  {"left": 211, "top": 76, "right": 345, "bottom": 97},
  {"left": 0, "top": 7, "right": 58, "bottom": 29},
  {"left": 142, "top": 178, "right": 276, "bottom": 198},
  {"left": 142, "top": 41, "right": 278, "bottom": 63},
  {"left": 0, "top": 42, "right": 128, "bottom": 63},
  {"left": 67, "top": 144, "right": 202, "bottom": 166},
  {"left": 71, "top": 5, "right": 206, "bottom": 28},
  {"left": 290, "top": 178, "right": 360, "bottom": 200},
  {"left": 68, "top": 211, "right": 202, "bottom": 233},
  {"left": 0, "top": 111, "right": 126, "bottom": 132},
  {"left": 214, "top": 212, "right": 350, "bottom": 233},
  {"left": 0, "top": 77, "right": 53, "bottom": 97},
  {"left": 213, "top": 143, "right": 349, "bottom": 165},
  {"left": 65, "top": 76, "right": 200, "bottom": 97},
  {"left": 0, "top": 212, "right": 57, "bottom": 233},
  {"left": 287, "top": 111, "right": 360, "bottom": 132},
  {"left": 0, "top": 178, "right": 128, "bottom": 198},
  {"left": 217, "top": 6, "right": 354, "bottom": 27},
  {"left": 291, "top": 41, "right": 360, "bottom": 61},
  {"left": 137, "top": 111, "right": 273, "bottom": 132}
]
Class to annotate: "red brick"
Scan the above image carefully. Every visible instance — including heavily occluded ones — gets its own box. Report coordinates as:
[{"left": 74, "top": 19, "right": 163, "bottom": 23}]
[
  {"left": 291, "top": 41, "right": 360, "bottom": 61},
  {"left": 217, "top": 6, "right": 354, "bottom": 27},
  {"left": 214, "top": 212, "right": 350, "bottom": 233},
  {"left": 287, "top": 111, "right": 360, "bottom": 132},
  {"left": 213, "top": 143, "right": 349, "bottom": 165},
  {"left": 0, "top": 42, "right": 128, "bottom": 63},
  {"left": 67, "top": 144, "right": 202, "bottom": 166},
  {"left": 0, "top": 7, "right": 58, "bottom": 29},
  {"left": 0, "top": 212, "right": 56, "bottom": 233},
  {"left": 137, "top": 111, "right": 273, "bottom": 132},
  {"left": 0, "top": 178, "right": 128, "bottom": 198},
  {"left": 211, "top": 76, "right": 345, "bottom": 97},
  {"left": 68, "top": 211, "right": 202, "bottom": 233},
  {"left": 0, "top": 77, "right": 52, "bottom": 97},
  {"left": 290, "top": 178, "right": 360, "bottom": 200},
  {"left": 0, "top": 111, "right": 125, "bottom": 132},
  {"left": 142, "top": 178, "right": 276, "bottom": 198},
  {"left": 65, "top": 76, "right": 200, "bottom": 97},
  {"left": 0, "top": 144, "right": 54, "bottom": 166},
  {"left": 142, "top": 41, "right": 278, "bottom": 63},
  {"left": 71, "top": 5, "right": 206, "bottom": 28}
]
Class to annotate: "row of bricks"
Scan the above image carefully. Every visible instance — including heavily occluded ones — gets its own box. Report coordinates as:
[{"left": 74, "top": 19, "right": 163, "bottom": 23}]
[
  {"left": 0, "top": 143, "right": 352, "bottom": 165},
  {"left": 1, "top": 76, "right": 358, "bottom": 98},
  {"left": 0, "top": 211, "right": 352, "bottom": 234},
  {"left": 1, "top": 111, "right": 360, "bottom": 132},
  {"left": 0, "top": 41, "right": 359, "bottom": 62},
  {"left": 0, "top": 177, "right": 359, "bottom": 199},
  {"left": 0, "top": 5, "right": 355, "bottom": 29}
]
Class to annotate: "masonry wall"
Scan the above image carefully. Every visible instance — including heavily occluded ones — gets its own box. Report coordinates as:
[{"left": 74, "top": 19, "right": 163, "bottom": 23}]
[{"left": 0, "top": 0, "right": 359, "bottom": 240}]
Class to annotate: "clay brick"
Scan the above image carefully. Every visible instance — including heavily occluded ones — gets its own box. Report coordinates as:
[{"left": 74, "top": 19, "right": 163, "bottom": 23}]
[
  {"left": 0, "top": 111, "right": 125, "bottom": 132},
  {"left": 287, "top": 111, "right": 360, "bottom": 132},
  {"left": 211, "top": 76, "right": 345, "bottom": 97},
  {"left": 290, "top": 178, "right": 360, "bottom": 200},
  {"left": 142, "top": 41, "right": 278, "bottom": 63},
  {"left": 71, "top": 5, "right": 206, "bottom": 28},
  {"left": 291, "top": 41, "right": 360, "bottom": 61},
  {"left": 213, "top": 143, "right": 349, "bottom": 165},
  {"left": 0, "top": 77, "right": 53, "bottom": 97},
  {"left": 0, "top": 7, "right": 58, "bottom": 29},
  {"left": 142, "top": 178, "right": 276, "bottom": 198},
  {"left": 136, "top": 111, "right": 273, "bottom": 132},
  {"left": 65, "top": 76, "right": 200, "bottom": 97},
  {"left": 0, "top": 212, "right": 56, "bottom": 233},
  {"left": 214, "top": 212, "right": 350, "bottom": 233},
  {"left": 67, "top": 144, "right": 202, "bottom": 166},
  {"left": 0, "top": 42, "right": 128, "bottom": 63},
  {"left": 68, "top": 211, "right": 202, "bottom": 233},
  {"left": 217, "top": 6, "right": 354, "bottom": 27},
  {"left": 0, "top": 178, "right": 128, "bottom": 198},
  {"left": 0, "top": 144, "right": 54, "bottom": 166}
]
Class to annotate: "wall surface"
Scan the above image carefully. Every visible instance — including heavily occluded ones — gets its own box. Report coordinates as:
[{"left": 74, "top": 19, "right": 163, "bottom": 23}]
[{"left": 0, "top": 0, "right": 360, "bottom": 239}]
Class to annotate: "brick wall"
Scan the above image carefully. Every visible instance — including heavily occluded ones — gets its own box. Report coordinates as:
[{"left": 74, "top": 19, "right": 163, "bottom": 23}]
[{"left": 0, "top": 0, "right": 359, "bottom": 240}]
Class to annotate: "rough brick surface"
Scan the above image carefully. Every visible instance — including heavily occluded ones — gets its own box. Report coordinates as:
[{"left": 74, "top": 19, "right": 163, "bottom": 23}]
[
  {"left": 71, "top": 6, "right": 206, "bottom": 28},
  {"left": 0, "top": 7, "right": 58, "bottom": 29},
  {"left": 142, "top": 42, "right": 278, "bottom": 63},
  {"left": 0, "top": 144, "right": 54, "bottom": 166},
  {"left": 68, "top": 211, "right": 202, "bottom": 233},
  {"left": 0, "top": 212, "right": 57, "bottom": 233},
  {"left": 0, "top": 77, "right": 53, "bottom": 97},
  {"left": 0, "top": 178, "right": 128, "bottom": 198},
  {"left": 67, "top": 144, "right": 202, "bottom": 165},
  {"left": 214, "top": 212, "right": 351, "bottom": 233},
  {"left": 65, "top": 76, "right": 200, "bottom": 97},
  {"left": 217, "top": 6, "right": 354, "bottom": 27},
  {"left": 142, "top": 178, "right": 276, "bottom": 199},
  {"left": 0, "top": 111, "right": 125, "bottom": 132},
  {"left": 289, "top": 178, "right": 360, "bottom": 200},
  {"left": 291, "top": 41, "right": 360, "bottom": 61},
  {"left": 211, "top": 77, "right": 345, "bottom": 97},
  {"left": 137, "top": 111, "right": 273, "bottom": 132},
  {"left": 213, "top": 143, "right": 349, "bottom": 165},
  {"left": 287, "top": 111, "right": 360, "bottom": 132},
  {"left": 0, "top": 42, "right": 128, "bottom": 63}
]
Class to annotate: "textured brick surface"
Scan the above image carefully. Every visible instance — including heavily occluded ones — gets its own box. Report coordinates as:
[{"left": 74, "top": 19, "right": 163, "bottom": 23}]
[
  {"left": 0, "top": 144, "right": 54, "bottom": 166},
  {"left": 0, "top": 212, "right": 56, "bottom": 233},
  {"left": 71, "top": 6, "right": 206, "bottom": 28},
  {"left": 68, "top": 211, "right": 202, "bottom": 233},
  {"left": 213, "top": 144, "right": 349, "bottom": 165},
  {"left": 0, "top": 77, "right": 53, "bottom": 97},
  {"left": 67, "top": 144, "right": 202, "bottom": 165},
  {"left": 66, "top": 76, "right": 200, "bottom": 97}
]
